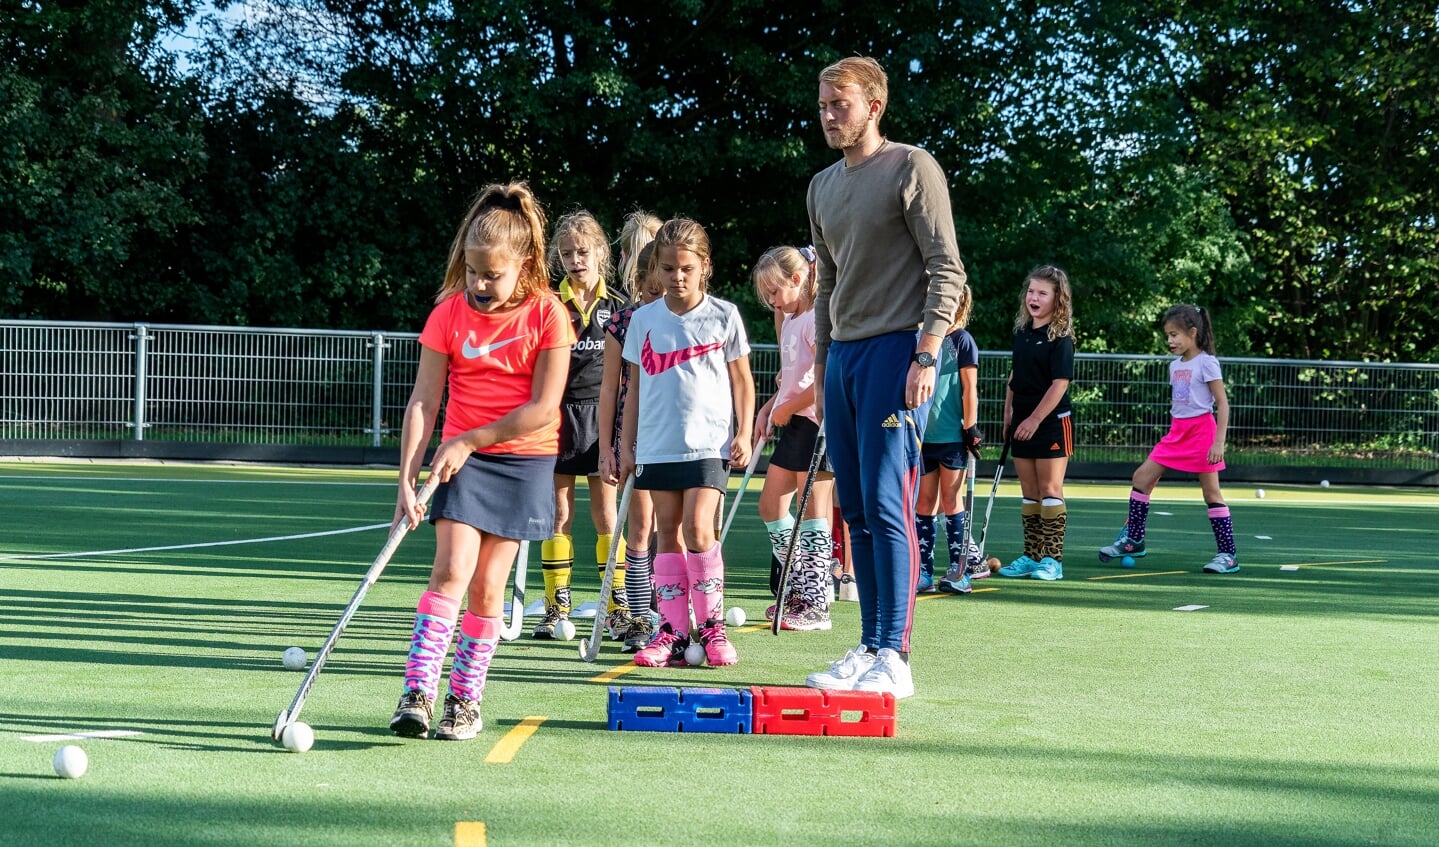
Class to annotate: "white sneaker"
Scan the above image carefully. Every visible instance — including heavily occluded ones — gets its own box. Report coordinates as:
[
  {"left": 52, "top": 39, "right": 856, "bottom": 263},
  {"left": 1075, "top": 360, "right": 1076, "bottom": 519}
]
[
  {"left": 852, "top": 647, "right": 915, "bottom": 699},
  {"left": 805, "top": 645, "right": 875, "bottom": 690}
]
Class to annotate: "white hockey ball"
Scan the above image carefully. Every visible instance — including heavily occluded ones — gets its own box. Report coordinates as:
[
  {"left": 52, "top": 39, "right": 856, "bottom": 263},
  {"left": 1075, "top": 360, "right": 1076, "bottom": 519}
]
[
  {"left": 555, "top": 619, "right": 576, "bottom": 641},
  {"left": 281, "top": 721, "right": 315, "bottom": 753},
  {"left": 725, "top": 606, "right": 746, "bottom": 627},
  {"left": 282, "top": 647, "right": 307, "bottom": 671},
  {"left": 1320, "top": 479, "right": 1330, "bottom": 488},
  {"left": 53, "top": 745, "right": 87, "bottom": 778},
  {"left": 683, "top": 643, "right": 706, "bottom": 666},
  {"left": 1255, "top": 488, "right": 1266, "bottom": 499}
]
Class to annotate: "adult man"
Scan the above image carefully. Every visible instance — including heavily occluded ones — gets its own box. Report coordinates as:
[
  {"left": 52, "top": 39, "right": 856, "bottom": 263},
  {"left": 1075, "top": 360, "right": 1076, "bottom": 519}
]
[{"left": 805, "top": 56, "right": 969, "bottom": 698}]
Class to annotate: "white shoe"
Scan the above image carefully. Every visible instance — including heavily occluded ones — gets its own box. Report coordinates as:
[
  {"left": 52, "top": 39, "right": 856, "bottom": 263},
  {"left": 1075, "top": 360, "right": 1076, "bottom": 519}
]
[
  {"left": 852, "top": 647, "right": 915, "bottom": 699},
  {"left": 805, "top": 645, "right": 875, "bottom": 690}
]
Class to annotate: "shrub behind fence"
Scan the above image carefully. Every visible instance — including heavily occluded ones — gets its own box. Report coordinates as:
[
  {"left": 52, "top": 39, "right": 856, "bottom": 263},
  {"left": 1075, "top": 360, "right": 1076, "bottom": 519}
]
[{"left": 2, "top": 320, "right": 1435, "bottom": 483}]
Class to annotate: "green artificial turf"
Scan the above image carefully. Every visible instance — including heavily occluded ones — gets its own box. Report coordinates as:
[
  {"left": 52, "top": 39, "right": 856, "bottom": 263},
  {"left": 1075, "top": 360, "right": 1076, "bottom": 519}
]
[{"left": 0, "top": 461, "right": 1435, "bottom": 846}]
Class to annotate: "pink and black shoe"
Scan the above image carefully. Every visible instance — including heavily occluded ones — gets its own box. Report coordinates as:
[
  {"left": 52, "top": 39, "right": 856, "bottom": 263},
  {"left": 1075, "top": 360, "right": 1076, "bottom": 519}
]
[
  {"left": 633, "top": 623, "right": 690, "bottom": 668},
  {"left": 698, "top": 619, "right": 737, "bottom": 666}
]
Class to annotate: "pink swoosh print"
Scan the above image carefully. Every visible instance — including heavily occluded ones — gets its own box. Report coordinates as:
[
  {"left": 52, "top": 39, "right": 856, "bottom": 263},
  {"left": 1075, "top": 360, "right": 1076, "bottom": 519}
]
[{"left": 640, "top": 332, "right": 725, "bottom": 376}]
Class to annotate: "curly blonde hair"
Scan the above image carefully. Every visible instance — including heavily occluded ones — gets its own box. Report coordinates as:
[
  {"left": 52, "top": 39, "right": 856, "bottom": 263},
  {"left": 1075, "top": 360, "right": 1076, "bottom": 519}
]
[{"left": 1012, "top": 265, "right": 1074, "bottom": 341}]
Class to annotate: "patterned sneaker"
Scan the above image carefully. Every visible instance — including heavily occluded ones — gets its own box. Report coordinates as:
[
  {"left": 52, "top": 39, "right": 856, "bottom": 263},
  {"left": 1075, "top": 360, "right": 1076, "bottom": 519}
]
[
  {"left": 915, "top": 571, "right": 937, "bottom": 594},
  {"left": 633, "top": 622, "right": 690, "bottom": 667},
  {"left": 780, "top": 596, "right": 833, "bottom": 631},
  {"left": 604, "top": 607, "right": 634, "bottom": 641},
  {"left": 805, "top": 645, "right": 875, "bottom": 690},
  {"left": 531, "top": 605, "right": 567, "bottom": 639},
  {"left": 434, "top": 694, "right": 482, "bottom": 741},
  {"left": 620, "top": 613, "right": 654, "bottom": 653},
  {"left": 852, "top": 647, "right": 915, "bottom": 699},
  {"left": 836, "top": 574, "right": 859, "bottom": 602},
  {"left": 698, "top": 619, "right": 738, "bottom": 666},
  {"left": 998, "top": 555, "right": 1040, "bottom": 577},
  {"left": 1099, "top": 529, "right": 1147, "bottom": 563},
  {"left": 1033, "top": 556, "right": 1064, "bottom": 581},
  {"left": 1203, "top": 553, "right": 1240, "bottom": 574},
  {"left": 389, "top": 689, "right": 433, "bottom": 738},
  {"left": 966, "top": 541, "right": 990, "bottom": 578},
  {"left": 937, "top": 565, "right": 972, "bottom": 594}
]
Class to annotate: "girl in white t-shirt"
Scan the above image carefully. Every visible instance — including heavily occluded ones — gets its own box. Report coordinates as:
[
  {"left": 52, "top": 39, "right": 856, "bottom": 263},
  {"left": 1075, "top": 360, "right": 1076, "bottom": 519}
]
[
  {"left": 620, "top": 218, "right": 755, "bottom": 666},
  {"left": 1099, "top": 304, "right": 1240, "bottom": 573},
  {"left": 751, "top": 245, "right": 835, "bottom": 632}
]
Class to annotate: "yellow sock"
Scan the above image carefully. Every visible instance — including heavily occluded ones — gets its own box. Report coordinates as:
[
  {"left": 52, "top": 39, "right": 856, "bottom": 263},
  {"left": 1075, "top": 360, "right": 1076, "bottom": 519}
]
[
  {"left": 596, "top": 534, "right": 628, "bottom": 612},
  {"left": 541, "top": 534, "right": 573, "bottom": 613}
]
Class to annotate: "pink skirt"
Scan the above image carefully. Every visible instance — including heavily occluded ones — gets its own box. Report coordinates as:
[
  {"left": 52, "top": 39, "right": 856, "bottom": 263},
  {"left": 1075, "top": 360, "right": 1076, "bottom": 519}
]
[{"left": 1148, "top": 414, "right": 1226, "bottom": 473}]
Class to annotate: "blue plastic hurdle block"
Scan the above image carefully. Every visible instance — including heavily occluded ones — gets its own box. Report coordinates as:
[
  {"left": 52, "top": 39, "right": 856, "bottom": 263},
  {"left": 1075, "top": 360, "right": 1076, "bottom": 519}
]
[
  {"left": 608, "top": 686, "right": 752, "bottom": 733},
  {"left": 608, "top": 686, "right": 681, "bottom": 732}
]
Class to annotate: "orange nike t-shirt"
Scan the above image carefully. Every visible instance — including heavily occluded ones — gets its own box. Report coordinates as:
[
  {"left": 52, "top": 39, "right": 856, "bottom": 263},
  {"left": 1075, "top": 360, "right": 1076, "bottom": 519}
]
[{"left": 419, "top": 291, "right": 575, "bottom": 455}]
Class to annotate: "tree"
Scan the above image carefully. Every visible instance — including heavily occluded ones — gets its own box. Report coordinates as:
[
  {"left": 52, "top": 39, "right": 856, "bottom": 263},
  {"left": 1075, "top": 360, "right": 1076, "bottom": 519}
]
[
  {"left": 1169, "top": 0, "right": 1439, "bottom": 361},
  {"left": 1, "top": 0, "right": 207, "bottom": 320}
]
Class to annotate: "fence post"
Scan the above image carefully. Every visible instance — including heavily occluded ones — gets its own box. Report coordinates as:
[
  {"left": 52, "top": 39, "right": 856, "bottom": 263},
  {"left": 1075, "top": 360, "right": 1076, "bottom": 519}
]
[
  {"left": 130, "top": 323, "right": 150, "bottom": 441},
  {"left": 370, "top": 332, "right": 387, "bottom": 448}
]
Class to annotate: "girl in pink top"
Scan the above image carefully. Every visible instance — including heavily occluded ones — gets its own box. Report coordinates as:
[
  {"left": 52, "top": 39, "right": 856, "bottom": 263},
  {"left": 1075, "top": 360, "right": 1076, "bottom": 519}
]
[
  {"left": 1098, "top": 304, "right": 1240, "bottom": 574},
  {"left": 389, "top": 182, "right": 574, "bottom": 741},
  {"left": 751, "top": 245, "right": 835, "bottom": 632}
]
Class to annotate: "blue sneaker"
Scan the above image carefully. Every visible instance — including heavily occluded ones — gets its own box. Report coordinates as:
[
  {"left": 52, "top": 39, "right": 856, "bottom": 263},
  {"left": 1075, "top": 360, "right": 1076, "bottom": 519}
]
[
  {"left": 1098, "top": 529, "right": 1147, "bottom": 563},
  {"left": 916, "top": 571, "right": 937, "bottom": 594},
  {"left": 1203, "top": 553, "right": 1240, "bottom": 574},
  {"left": 937, "top": 565, "right": 972, "bottom": 594},
  {"left": 1033, "top": 557, "right": 1064, "bottom": 581},
  {"left": 998, "top": 555, "right": 1040, "bottom": 577}
]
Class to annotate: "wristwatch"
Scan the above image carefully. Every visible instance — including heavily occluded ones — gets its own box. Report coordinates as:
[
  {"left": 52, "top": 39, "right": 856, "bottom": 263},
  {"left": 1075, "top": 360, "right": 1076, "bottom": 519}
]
[{"left": 911, "top": 351, "right": 936, "bottom": 368}]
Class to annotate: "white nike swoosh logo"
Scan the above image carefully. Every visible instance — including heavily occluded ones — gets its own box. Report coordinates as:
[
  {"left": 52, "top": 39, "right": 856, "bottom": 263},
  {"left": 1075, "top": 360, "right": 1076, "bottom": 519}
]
[{"left": 462, "top": 335, "right": 525, "bottom": 359}]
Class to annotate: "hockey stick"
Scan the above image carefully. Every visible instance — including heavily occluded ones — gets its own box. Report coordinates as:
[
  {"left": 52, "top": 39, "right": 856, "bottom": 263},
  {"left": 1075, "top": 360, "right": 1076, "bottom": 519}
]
[
  {"left": 973, "top": 439, "right": 1011, "bottom": 566},
  {"left": 938, "top": 443, "right": 981, "bottom": 593},
  {"left": 771, "top": 424, "right": 826, "bottom": 636},
  {"left": 579, "top": 475, "right": 634, "bottom": 662},
  {"left": 718, "top": 435, "right": 767, "bottom": 546},
  {"left": 498, "top": 540, "right": 529, "bottom": 641},
  {"left": 273, "top": 473, "right": 439, "bottom": 741},
  {"left": 963, "top": 445, "right": 979, "bottom": 566}
]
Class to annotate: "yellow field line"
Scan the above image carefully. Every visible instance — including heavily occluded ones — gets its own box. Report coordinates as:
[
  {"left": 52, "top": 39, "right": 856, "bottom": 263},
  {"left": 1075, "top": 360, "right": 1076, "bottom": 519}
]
[
  {"left": 483, "top": 716, "right": 546, "bottom": 764},
  {"left": 454, "top": 821, "right": 486, "bottom": 847},
  {"left": 916, "top": 587, "right": 1000, "bottom": 601},
  {"left": 588, "top": 663, "right": 638, "bottom": 684},
  {"left": 1088, "top": 570, "right": 1187, "bottom": 581}
]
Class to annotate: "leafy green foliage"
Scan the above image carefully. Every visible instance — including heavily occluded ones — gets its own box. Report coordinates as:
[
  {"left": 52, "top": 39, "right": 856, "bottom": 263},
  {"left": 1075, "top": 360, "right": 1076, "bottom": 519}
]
[{"left": 1, "top": 1, "right": 1434, "bottom": 362}]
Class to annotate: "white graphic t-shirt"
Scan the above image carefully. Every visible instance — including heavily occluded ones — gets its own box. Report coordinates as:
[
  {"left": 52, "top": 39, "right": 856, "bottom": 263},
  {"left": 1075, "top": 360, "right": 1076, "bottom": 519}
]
[
  {"left": 1169, "top": 352, "right": 1223, "bottom": 419},
  {"left": 622, "top": 295, "right": 750, "bottom": 463}
]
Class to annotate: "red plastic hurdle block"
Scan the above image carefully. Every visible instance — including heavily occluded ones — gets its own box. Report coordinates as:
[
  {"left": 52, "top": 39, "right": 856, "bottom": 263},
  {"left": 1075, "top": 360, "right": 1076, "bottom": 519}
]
[
  {"left": 749, "top": 686, "right": 896, "bottom": 737},
  {"left": 608, "top": 686, "right": 751, "bottom": 733}
]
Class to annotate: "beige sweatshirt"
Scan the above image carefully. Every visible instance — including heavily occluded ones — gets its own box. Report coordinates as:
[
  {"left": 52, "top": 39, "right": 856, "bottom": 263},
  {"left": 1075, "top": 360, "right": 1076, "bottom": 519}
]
[{"left": 806, "top": 140, "right": 968, "bottom": 365}]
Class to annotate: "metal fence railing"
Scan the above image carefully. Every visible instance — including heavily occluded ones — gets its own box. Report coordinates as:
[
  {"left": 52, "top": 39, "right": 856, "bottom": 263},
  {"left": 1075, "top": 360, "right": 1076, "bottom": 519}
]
[{"left": 2, "top": 320, "right": 1436, "bottom": 481}]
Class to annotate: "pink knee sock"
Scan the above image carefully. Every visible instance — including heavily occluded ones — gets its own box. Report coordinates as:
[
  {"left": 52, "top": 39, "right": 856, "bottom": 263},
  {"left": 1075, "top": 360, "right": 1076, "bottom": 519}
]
[
  {"left": 653, "top": 552, "right": 690, "bottom": 636},
  {"left": 403, "top": 591, "right": 460, "bottom": 699},
  {"left": 448, "top": 612, "right": 499, "bottom": 702},
  {"left": 686, "top": 543, "right": 725, "bottom": 626}
]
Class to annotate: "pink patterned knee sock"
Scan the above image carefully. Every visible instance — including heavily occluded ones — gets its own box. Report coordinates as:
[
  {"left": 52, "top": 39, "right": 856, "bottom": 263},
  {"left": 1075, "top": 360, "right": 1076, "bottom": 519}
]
[
  {"left": 653, "top": 552, "right": 691, "bottom": 636},
  {"left": 403, "top": 591, "right": 459, "bottom": 699},
  {"left": 686, "top": 543, "right": 725, "bottom": 626},
  {"left": 448, "top": 612, "right": 499, "bottom": 703}
]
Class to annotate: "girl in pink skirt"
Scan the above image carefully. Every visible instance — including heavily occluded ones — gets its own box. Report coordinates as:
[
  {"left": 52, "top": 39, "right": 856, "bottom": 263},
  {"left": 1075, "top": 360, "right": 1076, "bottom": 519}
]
[{"left": 1098, "top": 304, "right": 1240, "bottom": 573}]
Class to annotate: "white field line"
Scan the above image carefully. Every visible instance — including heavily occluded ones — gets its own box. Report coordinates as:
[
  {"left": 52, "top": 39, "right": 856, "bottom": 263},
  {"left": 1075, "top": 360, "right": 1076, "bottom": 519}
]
[
  {"left": 2, "top": 523, "right": 388, "bottom": 560},
  {"left": 22, "top": 729, "right": 144, "bottom": 742},
  {"left": 0, "top": 474, "right": 389, "bottom": 487}
]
